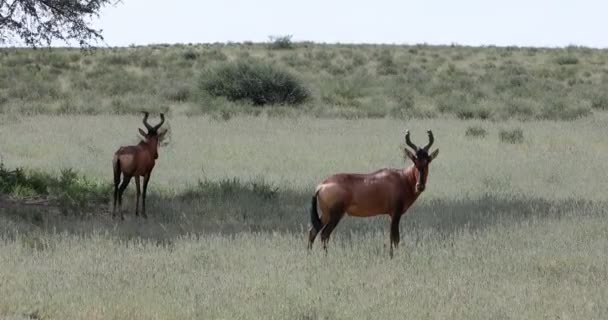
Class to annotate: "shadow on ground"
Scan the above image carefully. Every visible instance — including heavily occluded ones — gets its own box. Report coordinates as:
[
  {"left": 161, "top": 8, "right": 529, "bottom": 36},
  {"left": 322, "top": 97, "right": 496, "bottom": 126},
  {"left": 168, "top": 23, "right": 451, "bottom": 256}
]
[{"left": 2, "top": 181, "right": 604, "bottom": 244}]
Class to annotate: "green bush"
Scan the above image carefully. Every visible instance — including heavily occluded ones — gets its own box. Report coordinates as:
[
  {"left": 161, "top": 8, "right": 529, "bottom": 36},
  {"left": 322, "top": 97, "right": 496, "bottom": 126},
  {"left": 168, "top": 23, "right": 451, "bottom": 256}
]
[
  {"left": 182, "top": 49, "right": 198, "bottom": 60},
  {"left": 0, "top": 163, "right": 109, "bottom": 214},
  {"left": 268, "top": 35, "right": 294, "bottom": 50},
  {"left": 499, "top": 128, "right": 524, "bottom": 144},
  {"left": 200, "top": 60, "right": 310, "bottom": 106}
]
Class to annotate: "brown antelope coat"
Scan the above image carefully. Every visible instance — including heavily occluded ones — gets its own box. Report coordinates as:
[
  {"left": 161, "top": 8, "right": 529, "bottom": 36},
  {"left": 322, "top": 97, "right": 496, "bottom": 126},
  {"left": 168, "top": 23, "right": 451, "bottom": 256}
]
[
  {"left": 308, "top": 130, "right": 439, "bottom": 257},
  {"left": 112, "top": 112, "right": 166, "bottom": 220}
]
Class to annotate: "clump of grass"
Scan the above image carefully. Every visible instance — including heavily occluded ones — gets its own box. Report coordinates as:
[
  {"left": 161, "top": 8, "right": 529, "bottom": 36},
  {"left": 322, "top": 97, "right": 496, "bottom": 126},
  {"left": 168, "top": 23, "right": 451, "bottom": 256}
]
[
  {"left": 321, "top": 73, "right": 369, "bottom": 106},
  {"left": 162, "top": 82, "right": 191, "bottom": 102},
  {"left": 0, "top": 163, "right": 51, "bottom": 196},
  {"left": 201, "top": 49, "right": 227, "bottom": 61},
  {"left": 591, "top": 94, "right": 608, "bottom": 110},
  {"left": 182, "top": 49, "right": 198, "bottom": 61},
  {"left": 555, "top": 56, "right": 579, "bottom": 65},
  {"left": 0, "top": 163, "right": 109, "bottom": 214},
  {"left": 499, "top": 128, "right": 524, "bottom": 144},
  {"left": 538, "top": 98, "right": 591, "bottom": 120},
  {"left": 465, "top": 126, "right": 488, "bottom": 138},
  {"left": 376, "top": 49, "right": 398, "bottom": 75},
  {"left": 268, "top": 35, "right": 294, "bottom": 50},
  {"left": 199, "top": 59, "right": 310, "bottom": 106},
  {"left": 181, "top": 177, "right": 279, "bottom": 201},
  {"left": 52, "top": 169, "right": 110, "bottom": 215}
]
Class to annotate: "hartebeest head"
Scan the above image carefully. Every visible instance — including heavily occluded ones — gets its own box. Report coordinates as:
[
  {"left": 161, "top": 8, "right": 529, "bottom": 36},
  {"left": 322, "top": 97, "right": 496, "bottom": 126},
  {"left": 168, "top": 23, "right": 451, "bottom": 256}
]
[
  {"left": 139, "top": 112, "right": 167, "bottom": 158},
  {"left": 403, "top": 130, "right": 439, "bottom": 193}
]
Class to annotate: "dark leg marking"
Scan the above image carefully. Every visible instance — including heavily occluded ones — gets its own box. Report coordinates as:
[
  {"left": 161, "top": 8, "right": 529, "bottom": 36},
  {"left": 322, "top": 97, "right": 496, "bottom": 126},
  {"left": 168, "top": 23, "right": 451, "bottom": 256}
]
[
  {"left": 134, "top": 176, "right": 141, "bottom": 217},
  {"left": 117, "top": 175, "right": 132, "bottom": 220}
]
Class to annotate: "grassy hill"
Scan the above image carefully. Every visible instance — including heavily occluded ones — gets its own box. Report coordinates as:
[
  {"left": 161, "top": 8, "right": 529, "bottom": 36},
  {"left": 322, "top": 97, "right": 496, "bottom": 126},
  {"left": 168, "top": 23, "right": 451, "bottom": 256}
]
[{"left": 1, "top": 42, "right": 608, "bottom": 120}]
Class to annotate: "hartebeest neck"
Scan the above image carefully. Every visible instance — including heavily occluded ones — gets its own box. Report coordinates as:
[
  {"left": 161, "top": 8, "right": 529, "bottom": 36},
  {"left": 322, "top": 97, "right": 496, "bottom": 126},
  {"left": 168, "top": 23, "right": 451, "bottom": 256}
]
[
  {"left": 138, "top": 138, "right": 159, "bottom": 159},
  {"left": 403, "top": 165, "right": 421, "bottom": 197}
]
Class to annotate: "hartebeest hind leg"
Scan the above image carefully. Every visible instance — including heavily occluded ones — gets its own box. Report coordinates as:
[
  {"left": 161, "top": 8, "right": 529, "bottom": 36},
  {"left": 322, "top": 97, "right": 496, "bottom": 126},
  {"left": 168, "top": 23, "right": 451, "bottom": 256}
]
[
  {"left": 308, "top": 227, "right": 318, "bottom": 250},
  {"left": 134, "top": 176, "right": 141, "bottom": 217},
  {"left": 116, "top": 175, "right": 132, "bottom": 220},
  {"left": 112, "top": 162, "right": 121, "bottom": 218},
  {"left": 389, "top": 214, "right": 402, "bottom": 258},
  {"left": 320, "top": 207, "right": 345, "bottom": 253},
  {"left": 141, "top": 173, "right": 151, "bottom": 219}
]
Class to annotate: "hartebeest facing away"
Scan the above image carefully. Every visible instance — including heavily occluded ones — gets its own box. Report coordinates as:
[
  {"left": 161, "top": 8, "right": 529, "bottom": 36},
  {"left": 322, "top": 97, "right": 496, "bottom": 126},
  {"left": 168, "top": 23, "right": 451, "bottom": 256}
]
[
  {"left": 308, "top": 130, "right": 439, "bottom": 257},
  {"left": 112, "top": 112, "right": 167, "bottom": 220}
]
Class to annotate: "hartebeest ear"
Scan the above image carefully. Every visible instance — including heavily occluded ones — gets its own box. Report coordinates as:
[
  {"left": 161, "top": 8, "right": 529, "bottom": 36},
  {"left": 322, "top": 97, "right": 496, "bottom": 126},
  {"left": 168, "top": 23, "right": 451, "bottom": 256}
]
[
  {"left": 429, "top": 149, "right": 439, "bottom": 161},
  {"left": 138, "top": 128, "right": 147, "bottom": 138},
  {"left": 403, "top": 148, "right": 416, "bottom": 161},
  {"left": 158, "top": 128, "right": 168, "bottom": 140}
]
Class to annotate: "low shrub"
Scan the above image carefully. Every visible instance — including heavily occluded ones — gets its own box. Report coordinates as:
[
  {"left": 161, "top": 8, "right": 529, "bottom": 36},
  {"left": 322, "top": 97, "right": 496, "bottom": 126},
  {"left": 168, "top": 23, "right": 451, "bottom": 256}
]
[
  {"left": 268, "top": 35, "right": 294, "bottom": 50},
  {"left": 199, "top": 60, "right": 310, "bottom": 106}
]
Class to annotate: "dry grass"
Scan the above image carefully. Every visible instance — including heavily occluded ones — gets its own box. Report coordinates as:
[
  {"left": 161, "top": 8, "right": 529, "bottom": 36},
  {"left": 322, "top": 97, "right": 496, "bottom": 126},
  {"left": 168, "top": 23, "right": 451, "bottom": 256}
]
[
  {"left": 0, "top": 114, "right": 607, "bottom": 319},
  {"left": 0, "top": 214, "right": 606, "bottom": 319}
]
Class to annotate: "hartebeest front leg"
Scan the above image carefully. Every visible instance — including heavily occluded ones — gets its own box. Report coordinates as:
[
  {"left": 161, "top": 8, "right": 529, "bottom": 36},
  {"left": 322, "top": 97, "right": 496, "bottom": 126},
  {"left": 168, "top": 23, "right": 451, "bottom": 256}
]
[
  {"left": 134, "top": 176, "right": 141, "bottom": 217},
  {"left": 389, "top": 213, "right": 402, "bottom": 258},
  {"left": 141, "top": 173, "right": 151, "bottom": 219}
]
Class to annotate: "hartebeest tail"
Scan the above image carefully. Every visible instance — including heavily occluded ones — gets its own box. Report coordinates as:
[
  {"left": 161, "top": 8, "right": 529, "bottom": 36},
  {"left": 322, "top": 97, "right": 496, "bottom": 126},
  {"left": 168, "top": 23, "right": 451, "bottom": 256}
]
[
  {"left": 309, "top": 191, "right": 323, "bottom": 245},
  {"left": 112, "top": 112, "right": 167, "bottom": 220},
  {"left": 308, "top": 130, "right": 439, "bottom": 257}
]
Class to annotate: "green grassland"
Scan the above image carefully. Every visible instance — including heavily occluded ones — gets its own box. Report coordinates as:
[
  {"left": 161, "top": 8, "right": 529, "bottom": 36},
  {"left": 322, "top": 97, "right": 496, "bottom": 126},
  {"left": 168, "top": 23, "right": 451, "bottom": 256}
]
[
  {"left": 1, "top": 43, "right": 608, "bottom": 119},
  {"left": 0, "top": 114, "right": 607, "bottom": 319},
  {"left": 1, "top": 42, "right": 608, "bottom": 319}
]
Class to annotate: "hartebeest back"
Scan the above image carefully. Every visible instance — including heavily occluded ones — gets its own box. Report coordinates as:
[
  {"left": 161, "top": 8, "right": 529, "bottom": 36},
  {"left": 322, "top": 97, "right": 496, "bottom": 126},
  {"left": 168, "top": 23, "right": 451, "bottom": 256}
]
[
  {"left": 112, "top": 112, "right": 167, "bottom": 220},
  {"left": 308, "top": 130, "right": 439, "bottom": 257}
]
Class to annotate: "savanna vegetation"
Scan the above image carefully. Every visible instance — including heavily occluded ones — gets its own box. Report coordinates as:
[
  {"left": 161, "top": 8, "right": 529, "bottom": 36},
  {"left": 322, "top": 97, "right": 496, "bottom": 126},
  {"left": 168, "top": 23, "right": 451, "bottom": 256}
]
[
  {"left": 1, "top": 41, "right": 608, "bottom": 319},
  {"left": 1, "top": 42, "right": 608, "bottom": 120}
]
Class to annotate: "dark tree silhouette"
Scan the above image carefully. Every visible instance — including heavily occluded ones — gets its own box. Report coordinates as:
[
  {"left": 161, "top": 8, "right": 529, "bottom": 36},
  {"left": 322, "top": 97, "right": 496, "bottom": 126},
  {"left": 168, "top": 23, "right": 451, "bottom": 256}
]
[{"left": 0, "top": 0, "right": 119, "bottom": 47}]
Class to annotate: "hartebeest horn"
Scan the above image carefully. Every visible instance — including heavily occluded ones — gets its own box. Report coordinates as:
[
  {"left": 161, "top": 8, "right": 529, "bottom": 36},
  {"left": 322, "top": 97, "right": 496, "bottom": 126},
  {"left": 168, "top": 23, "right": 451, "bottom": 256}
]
[
  {"left": 423, "top": 130, "right": 434, "bottom": 151},
  {"left": 153, "top": 113, "right": 165, "bottom": 131},
  {"left": 405, "top": 130, "right": 419, "bottom": 151},
  {"left": 142, "top": 111, "right": 153, "bottom": 131}
]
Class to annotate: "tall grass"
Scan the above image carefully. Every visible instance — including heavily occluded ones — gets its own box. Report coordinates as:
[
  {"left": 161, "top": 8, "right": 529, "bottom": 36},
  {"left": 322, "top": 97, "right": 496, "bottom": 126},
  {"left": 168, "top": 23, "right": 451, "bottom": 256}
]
[
  {"left": 1, "top": 114, "right": 608, "bottom": 318},
  {"left": 0, "top": 212, "right": 606, "bottom": 319}
]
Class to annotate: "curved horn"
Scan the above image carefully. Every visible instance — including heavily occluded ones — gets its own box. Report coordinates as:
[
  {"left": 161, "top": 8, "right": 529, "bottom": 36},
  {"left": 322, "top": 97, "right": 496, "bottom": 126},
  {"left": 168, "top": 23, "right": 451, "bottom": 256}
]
[
  {"left": 423, "top": 130, "right": 434, "bottom": 151},
  {"left": 153, "top": 113, "right": 165, "bottom": 131},
  {"left": 405, "top": 130, "right": 419, "bottom": 151},
  {"left": 142, "top": 111, "right": 153, "bottom": 131}
]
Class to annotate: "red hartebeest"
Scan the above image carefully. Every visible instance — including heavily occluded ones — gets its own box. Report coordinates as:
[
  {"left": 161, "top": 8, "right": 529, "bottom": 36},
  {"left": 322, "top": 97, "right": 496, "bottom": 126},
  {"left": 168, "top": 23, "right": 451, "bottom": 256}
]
[
  {"left": 112, "top": 112, "right": 167, "bottom": 220},
  {"left": 308, "top": 130, "right": 439, "bottom": 257}
]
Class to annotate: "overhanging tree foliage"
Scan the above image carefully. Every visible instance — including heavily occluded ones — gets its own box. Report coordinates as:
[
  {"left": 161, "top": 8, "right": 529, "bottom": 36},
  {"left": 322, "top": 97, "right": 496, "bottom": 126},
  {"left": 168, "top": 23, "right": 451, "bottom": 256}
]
[{"left": 0, "top": 0, "right": 119, "bottom": 47}]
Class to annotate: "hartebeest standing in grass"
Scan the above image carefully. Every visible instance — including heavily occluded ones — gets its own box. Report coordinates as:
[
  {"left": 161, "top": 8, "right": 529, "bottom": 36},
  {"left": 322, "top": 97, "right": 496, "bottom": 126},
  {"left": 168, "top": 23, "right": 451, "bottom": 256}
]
[
  {"left": 308, "top": 130, "right": 439, "bottom": 257},
  {"left": 112, "top": 112, "right": 167, "bottom": 220}
]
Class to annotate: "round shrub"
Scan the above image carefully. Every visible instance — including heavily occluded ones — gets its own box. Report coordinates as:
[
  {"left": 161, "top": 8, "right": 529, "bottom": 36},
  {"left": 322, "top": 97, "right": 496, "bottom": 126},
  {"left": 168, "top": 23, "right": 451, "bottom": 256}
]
[{"left": 200, "top": 60, "right": 310, "bottom": 106}]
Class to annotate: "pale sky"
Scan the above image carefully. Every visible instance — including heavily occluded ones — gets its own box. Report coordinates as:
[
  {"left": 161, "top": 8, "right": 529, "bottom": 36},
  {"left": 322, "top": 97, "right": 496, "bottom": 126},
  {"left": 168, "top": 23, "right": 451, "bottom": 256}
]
[{"left": 94, "top": 0, "right": 607, "bottom": 48}]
